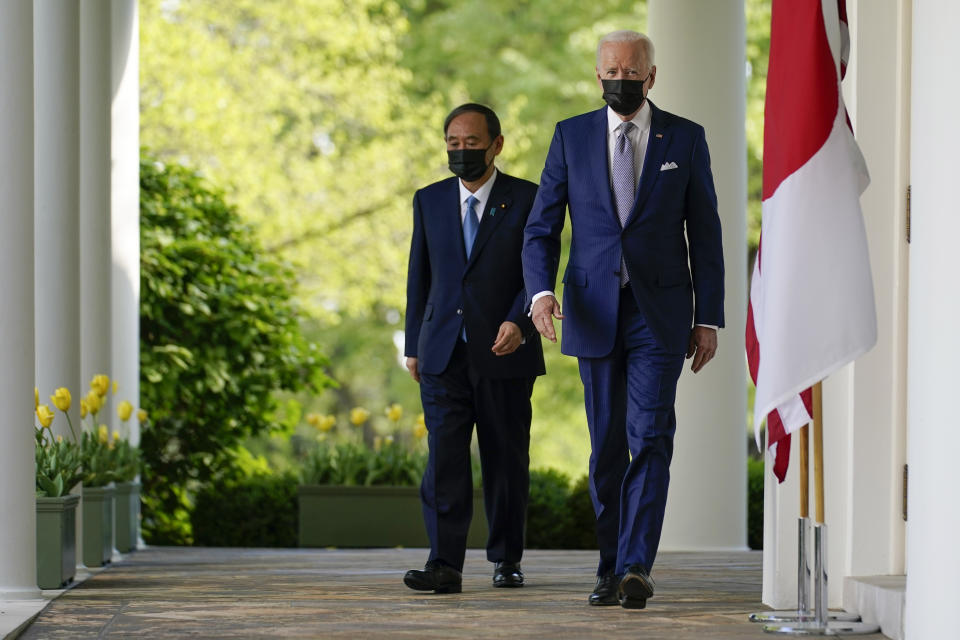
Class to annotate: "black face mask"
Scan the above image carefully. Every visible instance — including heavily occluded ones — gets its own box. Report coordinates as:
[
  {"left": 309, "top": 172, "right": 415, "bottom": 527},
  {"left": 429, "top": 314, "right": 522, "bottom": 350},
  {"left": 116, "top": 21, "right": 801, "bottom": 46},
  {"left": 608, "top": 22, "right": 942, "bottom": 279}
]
[
  {"left": 601, "top": 78, "right": 648, "bottom": 116},
  {"left": 448, "top": 146, "right": 491, "bottom": 181}
]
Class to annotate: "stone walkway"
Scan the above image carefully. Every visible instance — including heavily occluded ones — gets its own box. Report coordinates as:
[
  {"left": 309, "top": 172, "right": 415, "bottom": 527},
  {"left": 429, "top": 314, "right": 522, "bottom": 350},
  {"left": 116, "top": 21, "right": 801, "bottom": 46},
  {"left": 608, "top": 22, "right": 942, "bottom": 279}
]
[{"left": 18, "top": 547, "right": 889, "bottom": 639}]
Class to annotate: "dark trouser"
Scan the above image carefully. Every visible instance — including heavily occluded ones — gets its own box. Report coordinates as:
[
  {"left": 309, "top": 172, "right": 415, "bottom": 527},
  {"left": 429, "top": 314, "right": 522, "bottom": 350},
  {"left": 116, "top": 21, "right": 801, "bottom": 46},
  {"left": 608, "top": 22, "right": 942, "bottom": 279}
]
[
  {"left": 419, "top": 339, "right": 535, "bottom": 572},
  {"left": 578, "top": 287, "right": 685, "bottom": 576}
]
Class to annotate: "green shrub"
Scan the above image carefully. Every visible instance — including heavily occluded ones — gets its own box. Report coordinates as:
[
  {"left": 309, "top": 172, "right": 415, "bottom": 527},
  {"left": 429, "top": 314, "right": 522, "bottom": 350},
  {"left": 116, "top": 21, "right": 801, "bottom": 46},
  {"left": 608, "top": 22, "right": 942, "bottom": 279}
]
[
  {"left": 562, "top": 474, "right": 598, "bottom": 549},
  {"left": 139, "top": 155, "right": 332, "bottom": 544},
  {"left": 526, "top": 468, "right": 572, "bottom": 548},
  {"left": 748, "top": 456, "right": 764, "bottom": 550},
  {"left": 526, "top": 469, "right": 597, "bottom": 549},
  {"left": 192, "top": 473, "right": 298, "bottom": 547}
]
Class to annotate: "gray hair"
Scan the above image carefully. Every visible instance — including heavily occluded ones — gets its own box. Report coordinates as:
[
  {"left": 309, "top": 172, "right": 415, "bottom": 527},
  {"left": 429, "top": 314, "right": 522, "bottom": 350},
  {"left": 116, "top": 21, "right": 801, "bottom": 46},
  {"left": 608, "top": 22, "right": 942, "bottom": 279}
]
[{"left": 596, "top": 30, "right": 656, "bottom": 70}]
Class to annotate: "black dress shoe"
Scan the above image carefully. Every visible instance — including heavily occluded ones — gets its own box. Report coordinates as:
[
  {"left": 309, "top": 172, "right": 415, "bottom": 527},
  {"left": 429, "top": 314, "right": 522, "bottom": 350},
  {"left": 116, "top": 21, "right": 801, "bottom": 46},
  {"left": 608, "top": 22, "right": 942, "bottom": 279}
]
[
  {"left": 493, "top": 561, "right": 524, "bottom": 588},
  {"left": 403, "top": 560, "right": 463, "bottom": 594},
  {"left": 619, "top": 564, "right": 655, "bottom": 609},
  {"left": 588, "top": 573, "right": 620, "bottom": 606}
]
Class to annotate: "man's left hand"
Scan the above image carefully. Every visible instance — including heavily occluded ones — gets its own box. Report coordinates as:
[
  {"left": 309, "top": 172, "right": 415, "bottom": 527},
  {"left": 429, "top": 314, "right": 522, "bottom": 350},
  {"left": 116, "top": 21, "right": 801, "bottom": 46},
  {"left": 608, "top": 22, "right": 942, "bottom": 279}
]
[
  {"left": 492, "top": 321, "right": 523, "bottom": 356},
  {"left": 686, "top": 326, "right": 718, "bottom": 373}
]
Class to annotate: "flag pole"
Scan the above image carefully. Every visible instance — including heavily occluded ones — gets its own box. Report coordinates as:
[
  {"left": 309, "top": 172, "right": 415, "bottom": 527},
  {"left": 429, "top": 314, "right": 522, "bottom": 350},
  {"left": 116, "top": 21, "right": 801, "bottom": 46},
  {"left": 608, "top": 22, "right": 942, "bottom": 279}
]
[
  {"left": 797, "top": 425, "right": 811, "bottom": 618},
  {"left": 764, "top": 381, "right": 879, "bottom": 636},
  {"left": 812, "top": 382, "right": 825, "bottom": 525},
  {"left": 799, "top": 425, "right": 809, "bottom": 519}
]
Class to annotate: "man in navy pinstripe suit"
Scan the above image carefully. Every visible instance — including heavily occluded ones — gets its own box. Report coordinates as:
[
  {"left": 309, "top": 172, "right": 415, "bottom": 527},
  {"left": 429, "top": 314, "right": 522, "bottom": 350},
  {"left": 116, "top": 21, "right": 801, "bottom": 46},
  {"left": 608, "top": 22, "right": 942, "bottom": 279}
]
[
  {"left": 403, "top": 104, "right": 545, "bottom": 594},
  {"left": 523, "top": 31, "right": 724, "bottom": 609}
]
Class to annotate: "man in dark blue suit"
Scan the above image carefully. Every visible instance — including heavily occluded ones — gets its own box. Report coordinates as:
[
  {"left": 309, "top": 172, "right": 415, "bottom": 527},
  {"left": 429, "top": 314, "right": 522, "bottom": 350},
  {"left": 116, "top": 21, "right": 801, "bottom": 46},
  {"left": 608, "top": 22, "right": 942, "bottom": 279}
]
[
  {"left": 403, "top": 104, "right": 544, "bottom": 594},
  {"left": 523, "top": 31, "right": 724, "bottom": 609}
]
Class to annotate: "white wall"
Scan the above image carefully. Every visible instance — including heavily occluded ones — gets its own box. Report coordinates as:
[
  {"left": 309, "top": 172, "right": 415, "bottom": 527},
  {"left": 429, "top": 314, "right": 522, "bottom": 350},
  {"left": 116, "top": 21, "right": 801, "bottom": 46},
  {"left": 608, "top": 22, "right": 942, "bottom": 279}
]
[{"left": 906, "top": 0, "right": 960, "bottom": 636}]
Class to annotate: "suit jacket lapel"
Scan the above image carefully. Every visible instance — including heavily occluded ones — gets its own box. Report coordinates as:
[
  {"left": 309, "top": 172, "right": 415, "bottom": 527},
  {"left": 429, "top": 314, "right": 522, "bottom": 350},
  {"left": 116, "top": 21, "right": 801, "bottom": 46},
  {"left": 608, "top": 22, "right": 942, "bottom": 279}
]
[
  {"left": 466, "top": 173, "right": 511, "bottom": 271},
  {"left": 588, "top": 108, "right": 619, "bottom": 226},
  {"left": 441, "top": 177, "right": 469, "bottom": 267},
  {"left": 630, "top": 101, "right": 670, "bottom": 223}
]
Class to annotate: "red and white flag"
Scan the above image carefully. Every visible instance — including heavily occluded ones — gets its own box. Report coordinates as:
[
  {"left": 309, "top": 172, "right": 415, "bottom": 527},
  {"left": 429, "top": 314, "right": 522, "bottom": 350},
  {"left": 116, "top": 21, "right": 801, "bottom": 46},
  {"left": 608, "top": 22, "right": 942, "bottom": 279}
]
[{"left": 746, "top": 0, "right": 876, "bottom": 482}]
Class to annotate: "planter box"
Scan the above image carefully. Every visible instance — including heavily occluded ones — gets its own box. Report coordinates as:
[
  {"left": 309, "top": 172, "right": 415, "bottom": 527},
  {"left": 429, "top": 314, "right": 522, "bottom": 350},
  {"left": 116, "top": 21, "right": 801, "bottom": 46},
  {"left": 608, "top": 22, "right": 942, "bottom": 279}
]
[
  {"left": 298, "top": 485, "right": 487, "bottom": 548},
  {"left": 114, "top": 481, "right": 140, "bottom": 553},
  {"left": 36, "top": 494, "right": 81, "bottom": 589},
  {"left": 82, "top": 484, "right": 115, "bottom": 567}
]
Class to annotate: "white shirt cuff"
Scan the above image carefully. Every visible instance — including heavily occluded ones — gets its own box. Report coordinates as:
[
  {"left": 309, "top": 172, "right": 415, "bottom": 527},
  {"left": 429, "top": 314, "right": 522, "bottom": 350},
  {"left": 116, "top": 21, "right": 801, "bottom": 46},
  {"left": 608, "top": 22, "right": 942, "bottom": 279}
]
[
  {"left": 696, "top": 324, "right": 719, "bottom": 331},
  {"left": 528, "top": 290, "right": 555, "bottom": 316}
]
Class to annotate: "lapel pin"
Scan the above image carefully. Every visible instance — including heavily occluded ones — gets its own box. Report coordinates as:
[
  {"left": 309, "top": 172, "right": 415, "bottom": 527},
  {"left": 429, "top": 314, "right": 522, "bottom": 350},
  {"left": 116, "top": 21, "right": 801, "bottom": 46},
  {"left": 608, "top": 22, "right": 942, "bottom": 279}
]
[{"left": 489, "top": 207, "right": 496, "bottom": 217}]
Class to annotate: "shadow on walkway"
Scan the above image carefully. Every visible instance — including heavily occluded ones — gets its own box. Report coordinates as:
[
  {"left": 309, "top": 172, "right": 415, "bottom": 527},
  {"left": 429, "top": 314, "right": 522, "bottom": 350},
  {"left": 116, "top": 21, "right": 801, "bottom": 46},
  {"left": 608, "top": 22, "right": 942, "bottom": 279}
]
[{"left": 18, "top": 547, "right": 885, "bottom": 639}]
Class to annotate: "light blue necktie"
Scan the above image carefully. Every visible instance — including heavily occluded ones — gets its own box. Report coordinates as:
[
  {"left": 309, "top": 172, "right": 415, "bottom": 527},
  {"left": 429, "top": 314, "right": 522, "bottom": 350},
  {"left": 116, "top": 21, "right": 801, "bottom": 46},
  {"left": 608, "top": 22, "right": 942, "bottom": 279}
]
[
  {"left": 613, "top": 121, "right": 636, "bottom": 286},
  {"left": 463, "top": 195, "right": 480, "bottom": 259},
  {"left": 461, "top": 195, "right": 480, "bottom": 341}
]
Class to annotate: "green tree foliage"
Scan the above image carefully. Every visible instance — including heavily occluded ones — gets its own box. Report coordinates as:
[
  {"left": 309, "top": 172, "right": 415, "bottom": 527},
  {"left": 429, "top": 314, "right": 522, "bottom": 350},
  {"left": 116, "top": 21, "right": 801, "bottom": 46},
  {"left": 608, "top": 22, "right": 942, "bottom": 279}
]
[
  {"left": 140, "top": 156, "right": 331, "bottom": 544},
  {"left": 141, "top": 0, "right": 444, "bottom": 318},
  {"left": 400, "top": 0, "right": 647, "bottom": 180},
  {"left": 746, "top": 0, "right": 772, "bottom": 259}
]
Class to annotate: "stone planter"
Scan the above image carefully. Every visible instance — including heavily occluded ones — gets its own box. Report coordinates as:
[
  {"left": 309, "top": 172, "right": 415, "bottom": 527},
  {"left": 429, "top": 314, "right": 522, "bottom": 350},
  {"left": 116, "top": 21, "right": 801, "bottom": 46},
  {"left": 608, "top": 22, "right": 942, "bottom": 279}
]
[
  {"left": 36, "top": 494, "right": 81, "bottom": 589},
  {"left": 82, "top": 484, "right": 115, "bottom": 567},
  {"left": 114, "top": 481, "right": 140, "bottom": 552},
  {"left": 298, "top": 485, "right": 487, "bottom": 548}
]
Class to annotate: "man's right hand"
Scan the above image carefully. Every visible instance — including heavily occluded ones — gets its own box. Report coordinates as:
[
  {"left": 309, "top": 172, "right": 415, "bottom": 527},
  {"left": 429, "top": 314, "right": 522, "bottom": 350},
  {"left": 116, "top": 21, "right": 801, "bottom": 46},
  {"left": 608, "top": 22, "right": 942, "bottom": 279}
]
[
  {"left": 531, "top": 295, "right": 564, "bottom": 343},
  {"left": 405, "top": 357, "right": 420, "bottom": 383}
]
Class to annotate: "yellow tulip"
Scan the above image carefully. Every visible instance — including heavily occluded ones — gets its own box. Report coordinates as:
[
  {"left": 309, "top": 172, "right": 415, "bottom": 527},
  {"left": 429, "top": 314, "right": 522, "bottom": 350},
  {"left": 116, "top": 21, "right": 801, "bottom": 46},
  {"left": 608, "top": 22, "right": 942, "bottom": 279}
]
[
  {"left": 137, "top": 409, "right": 148, "bottom": 423},
  {"left": 117, "top": 400, "right": 134, "bottom": 422},
  {"left": 34, "top": 386, "right": 39, "bottom": 409},
  {"left": 385, "top": 403, "right": 403, "bottom": 422},
  {"left": 318, "top": 415, "right": 336, "bottom": 432},
  {"left": 56, "top": 435, "right": 63, "bottom": 444},
  {"left": 91, "top": 374, "right": 110, "bottom": 397},
  {"left": 36, "top": 404, "right": 55, "bottom": 428},
  {"left": 98, "top": 424, "right": 109, "bottom": 444},
  {"left": 112, "top": 380, "right": 118, "bottom": 394},
  {"left": 85, "top": 390, "right": 102, "bottom": 415},
  {"left": 80, "top": 399, "right": 89, "bottom": 419},
  {"left": 385, "top": 435, "right": 395, "bottom": 445},
  {"left": 349, "top": 407, "right": 370, "bottom": 426},
  {"left": 414, "top": 422, "right": 427, "bottom": 439},
  {"left": 305, "top": 412, "right": 321, "bottom": 427},
  {"left": 373, "top": 435, "right": 383, "bottom": 451},
  {"left": 50, "top": 387, "right": 72, "bottom": 412},
  {"left": 113, "top": 430, "right": 121, "bottom": 442}
]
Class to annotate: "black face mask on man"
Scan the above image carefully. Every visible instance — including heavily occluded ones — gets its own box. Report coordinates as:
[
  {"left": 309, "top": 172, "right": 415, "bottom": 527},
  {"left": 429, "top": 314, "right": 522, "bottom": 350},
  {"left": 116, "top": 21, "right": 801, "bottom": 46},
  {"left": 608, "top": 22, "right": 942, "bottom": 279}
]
[
  {"left": 448, "top": 146, "right": 491, "bottom": 181},
  {"left": 601, "top": 77, "right": 649, "bottom": 116}
]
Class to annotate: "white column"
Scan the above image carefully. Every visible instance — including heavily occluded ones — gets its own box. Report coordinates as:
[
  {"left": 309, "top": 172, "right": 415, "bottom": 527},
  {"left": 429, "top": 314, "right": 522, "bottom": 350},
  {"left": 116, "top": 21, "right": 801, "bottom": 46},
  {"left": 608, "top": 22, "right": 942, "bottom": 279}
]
[
  {"left": 35, "top": 0, "right": 82, "bottom": 443},
  {"left": 647, "top": 0, "right": 748, "bottom": 551},
  {"left": 110, "top": 0, "right": 140, "bottom": 445},
  {"left": 80, "top": 0, "right": 112, "bottom": 409},
  {"left": 906, "top": 1, "right": 960, "bottom": 636},
  {"left": 0, "top": 0, "right": 39, "bottom": 599}
]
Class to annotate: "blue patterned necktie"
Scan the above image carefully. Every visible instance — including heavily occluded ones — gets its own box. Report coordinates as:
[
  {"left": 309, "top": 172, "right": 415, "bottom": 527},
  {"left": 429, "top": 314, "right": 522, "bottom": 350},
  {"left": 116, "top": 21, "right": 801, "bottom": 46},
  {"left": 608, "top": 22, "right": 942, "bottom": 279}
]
[
  {"left": 613, "top": 121, "right": 636, "bottom": 286},
  {"left": 461, "top": 195, "right": 480, "bottom": 341},
  {"left": 463, "top": 195, "right": 480, "bottom": 259}
]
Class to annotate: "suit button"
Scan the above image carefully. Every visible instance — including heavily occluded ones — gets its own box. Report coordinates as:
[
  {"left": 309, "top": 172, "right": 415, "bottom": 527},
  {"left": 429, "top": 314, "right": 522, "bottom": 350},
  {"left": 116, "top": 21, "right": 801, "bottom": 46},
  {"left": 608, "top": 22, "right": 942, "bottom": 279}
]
[{"left": 456, "top": 308, "right": 463, "bottom": 316}]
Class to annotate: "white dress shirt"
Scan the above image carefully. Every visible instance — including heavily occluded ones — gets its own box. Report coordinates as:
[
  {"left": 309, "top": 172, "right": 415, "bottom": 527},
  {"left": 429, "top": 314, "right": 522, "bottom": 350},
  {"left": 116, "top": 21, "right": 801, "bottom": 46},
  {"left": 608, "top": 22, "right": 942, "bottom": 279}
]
[
  {"left": 459, "top": 168, "right": 498, "bottom": 226},
  {"left": 531, "top": 105, "right": 716, "bottom": 331}
]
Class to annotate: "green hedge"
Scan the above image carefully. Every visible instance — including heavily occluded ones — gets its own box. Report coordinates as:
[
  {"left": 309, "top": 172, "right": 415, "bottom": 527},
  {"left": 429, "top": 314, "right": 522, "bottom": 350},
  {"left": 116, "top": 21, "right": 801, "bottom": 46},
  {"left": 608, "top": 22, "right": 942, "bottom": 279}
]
[
  {"left": 192, "top": 473, "right": 299, "bottom": 547},
  {"left": 188, "top": 462, "right": 765, "bottom": 550}
]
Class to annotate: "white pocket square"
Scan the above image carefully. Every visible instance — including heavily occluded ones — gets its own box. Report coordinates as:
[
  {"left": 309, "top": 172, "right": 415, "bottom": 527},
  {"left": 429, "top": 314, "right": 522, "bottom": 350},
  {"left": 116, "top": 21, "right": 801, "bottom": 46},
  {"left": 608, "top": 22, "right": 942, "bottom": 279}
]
[{"left": 660, "top": 161, "right": 679, "bottom": 171}]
